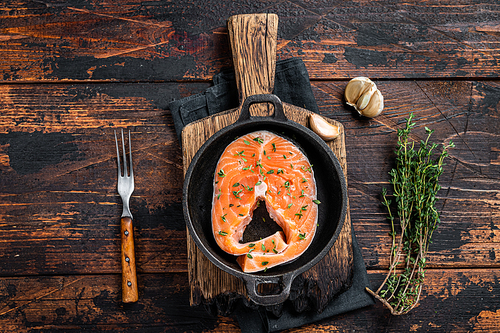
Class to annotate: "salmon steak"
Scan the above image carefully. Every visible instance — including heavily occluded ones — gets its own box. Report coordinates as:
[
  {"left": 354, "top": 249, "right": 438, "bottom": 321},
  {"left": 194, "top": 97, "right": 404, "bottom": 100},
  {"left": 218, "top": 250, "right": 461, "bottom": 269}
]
[{"left": 211, "top": 130, "right": 319, "bottom": 273}]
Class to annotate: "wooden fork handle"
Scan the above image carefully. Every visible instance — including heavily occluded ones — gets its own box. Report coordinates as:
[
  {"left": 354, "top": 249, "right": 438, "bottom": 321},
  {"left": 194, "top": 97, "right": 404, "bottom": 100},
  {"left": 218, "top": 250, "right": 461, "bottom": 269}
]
[{"left": 121, "top": 216, "right": 138, "bottom": 303}]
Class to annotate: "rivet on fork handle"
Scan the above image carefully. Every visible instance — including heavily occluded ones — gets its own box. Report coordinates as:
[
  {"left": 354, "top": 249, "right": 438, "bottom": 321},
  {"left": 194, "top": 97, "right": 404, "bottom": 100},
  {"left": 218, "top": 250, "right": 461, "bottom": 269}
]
[{"left": 121, "top": 216, "right": 138, "bottom": 303}]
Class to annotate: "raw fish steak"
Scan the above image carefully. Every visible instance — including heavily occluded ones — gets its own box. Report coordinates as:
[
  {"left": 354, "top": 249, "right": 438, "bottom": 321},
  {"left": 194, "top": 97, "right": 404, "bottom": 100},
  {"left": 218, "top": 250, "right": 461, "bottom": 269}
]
[{"left": 211, "top": 131, "right": 318, "bottom": 273}]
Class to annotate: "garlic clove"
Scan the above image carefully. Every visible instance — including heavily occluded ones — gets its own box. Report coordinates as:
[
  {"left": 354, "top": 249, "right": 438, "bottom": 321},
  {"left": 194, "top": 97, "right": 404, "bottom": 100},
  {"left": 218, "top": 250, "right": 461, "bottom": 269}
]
[
  {"left": 309, "top": 113, "right": 340, "bottom": 141},
  {"left": 344, "top": 77, "right": 384, "bottom": 118},
  {"left": 359, "top": 89, "right": 384, "bottom": 118},
  {"left": 345, "top": 77, "right": 375, "bottom": 107},
  {"left": 356, "top": 84, "right": 377, "bottom": 111}
]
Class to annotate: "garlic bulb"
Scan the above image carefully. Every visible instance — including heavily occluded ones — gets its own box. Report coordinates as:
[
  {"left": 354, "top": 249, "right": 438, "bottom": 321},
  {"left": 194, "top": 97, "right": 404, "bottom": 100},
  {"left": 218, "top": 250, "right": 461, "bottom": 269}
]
[
  {"left": 345, "top": 77, "right": 384, "bottom": 118},
  {"left": 309, "top": 114, "right": 340, "bottom": 141}
]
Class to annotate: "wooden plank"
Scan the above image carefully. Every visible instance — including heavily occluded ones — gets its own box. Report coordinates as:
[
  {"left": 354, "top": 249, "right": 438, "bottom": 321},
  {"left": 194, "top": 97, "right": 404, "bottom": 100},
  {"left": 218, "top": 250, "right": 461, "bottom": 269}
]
[
  {"left": 0, "top": 269, "right": 498, "bottom": 332},
  {"left": 1, "top": 1, "right": 500, "bottom": 82},
  {"left": 0, "top": 81, "right": 498, "bottom": 277}
]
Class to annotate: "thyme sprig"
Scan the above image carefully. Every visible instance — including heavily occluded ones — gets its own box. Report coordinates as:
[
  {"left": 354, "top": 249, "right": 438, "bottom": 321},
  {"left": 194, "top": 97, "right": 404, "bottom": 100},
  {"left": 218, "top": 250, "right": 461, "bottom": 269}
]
[{"left": 366, "top": 113, "right": 454, "bottom": 315}]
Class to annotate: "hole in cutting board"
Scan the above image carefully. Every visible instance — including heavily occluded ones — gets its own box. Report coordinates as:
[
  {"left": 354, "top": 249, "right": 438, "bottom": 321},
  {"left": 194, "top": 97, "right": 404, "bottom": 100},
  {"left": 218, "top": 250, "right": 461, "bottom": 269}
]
[{"left": 241, "top": 200, "right": 284, "bottom": 243}]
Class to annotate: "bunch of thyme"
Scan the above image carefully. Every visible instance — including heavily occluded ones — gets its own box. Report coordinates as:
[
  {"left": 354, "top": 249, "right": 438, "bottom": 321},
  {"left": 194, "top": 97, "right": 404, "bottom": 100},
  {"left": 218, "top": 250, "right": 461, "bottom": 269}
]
[{"left": 366, "top": 113, "right": 455, "bottom": 315}]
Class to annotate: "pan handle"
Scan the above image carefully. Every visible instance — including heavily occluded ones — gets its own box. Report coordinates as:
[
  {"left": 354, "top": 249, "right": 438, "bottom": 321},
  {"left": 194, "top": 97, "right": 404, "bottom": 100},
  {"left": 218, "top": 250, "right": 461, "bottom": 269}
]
[
  {"left": 244, "top": 272, "right": 295, "bottom": 306},
  {"left": 237, "top": 94, "right": 287, "bottom": 123}
]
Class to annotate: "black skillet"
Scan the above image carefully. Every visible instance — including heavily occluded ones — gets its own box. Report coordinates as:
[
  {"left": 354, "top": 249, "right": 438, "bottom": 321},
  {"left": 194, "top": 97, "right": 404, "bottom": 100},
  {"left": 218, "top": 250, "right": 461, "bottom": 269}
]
[{"left": 183, "top": 93, "right": 348, "bottom": 306}]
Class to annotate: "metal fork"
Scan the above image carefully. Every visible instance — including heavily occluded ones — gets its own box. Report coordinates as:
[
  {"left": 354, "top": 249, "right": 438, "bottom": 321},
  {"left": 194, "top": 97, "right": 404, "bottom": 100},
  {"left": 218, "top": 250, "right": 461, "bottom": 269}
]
[{"left": 114, "top": 129, "right": 138, "bottom": 303}]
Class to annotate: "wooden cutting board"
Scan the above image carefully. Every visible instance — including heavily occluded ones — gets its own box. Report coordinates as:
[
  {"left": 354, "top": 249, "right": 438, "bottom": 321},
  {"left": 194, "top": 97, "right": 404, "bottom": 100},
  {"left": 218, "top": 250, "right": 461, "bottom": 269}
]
[{"left": 181, "top": 13, "right": 353, "bottom": 314}]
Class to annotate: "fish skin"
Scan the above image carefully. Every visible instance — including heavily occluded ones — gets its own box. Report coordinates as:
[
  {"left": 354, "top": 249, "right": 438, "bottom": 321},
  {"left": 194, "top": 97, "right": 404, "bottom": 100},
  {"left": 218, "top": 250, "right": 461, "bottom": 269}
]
[{"left": 212, "top": 131, "right": 318, "bottom": 273}]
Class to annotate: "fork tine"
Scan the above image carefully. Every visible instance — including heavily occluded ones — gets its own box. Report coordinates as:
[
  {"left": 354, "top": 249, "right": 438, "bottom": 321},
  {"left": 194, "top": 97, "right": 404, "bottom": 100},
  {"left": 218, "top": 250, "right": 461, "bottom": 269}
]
[
  {"left": 128, "top": 130, "right": 133, "bottom": 178},
  {"left": 114, "top": 130, "right": 122, "bottom": 177},
  {"left": 121, "top": 129, "right": 128, "bottom": 177}
]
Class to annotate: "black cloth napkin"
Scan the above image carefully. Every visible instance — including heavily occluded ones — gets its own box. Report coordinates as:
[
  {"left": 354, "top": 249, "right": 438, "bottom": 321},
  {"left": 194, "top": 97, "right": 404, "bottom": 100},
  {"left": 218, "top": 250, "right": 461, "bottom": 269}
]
[
  {"left": 167, "top": 57, "right": 374, "bottom": 331},
  {"left": 168, "top": 58, "right": 319, "bottom": 144}
]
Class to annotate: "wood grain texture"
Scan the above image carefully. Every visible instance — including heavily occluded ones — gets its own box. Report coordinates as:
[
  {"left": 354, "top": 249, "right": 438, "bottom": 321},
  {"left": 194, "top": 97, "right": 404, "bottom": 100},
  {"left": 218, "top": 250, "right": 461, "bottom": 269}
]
[
  {"left": 0, "top": 63, "right": 499, "bottom": 331},
  {"left": 1, "top": 1, "right": 499, "bottom": 331},
  {"left": 0, "top": 81, "right": 498, "bottom": 277},
  {"left": 1, "top": 0, "right": 499, "bottom": 82},
  {"left": 0, "top": 270, "right": 498, "bottom": 332},
  {"left": 228, "top": 13, "right": 277, "bottom": 102}
]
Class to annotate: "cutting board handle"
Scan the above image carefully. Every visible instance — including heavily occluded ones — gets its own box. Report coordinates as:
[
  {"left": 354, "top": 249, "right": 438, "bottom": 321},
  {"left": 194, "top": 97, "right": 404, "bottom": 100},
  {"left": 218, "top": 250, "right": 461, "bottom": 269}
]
[{"left": 228, "top": 13, "right": 278, "bottom": 106}]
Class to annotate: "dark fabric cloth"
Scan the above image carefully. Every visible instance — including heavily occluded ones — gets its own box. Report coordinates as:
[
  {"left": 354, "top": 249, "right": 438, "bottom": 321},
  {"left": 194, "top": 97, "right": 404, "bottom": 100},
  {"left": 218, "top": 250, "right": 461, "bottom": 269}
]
[
  {"left": 167, "top": 57, "right": 374, "bottom": 331},
  {"left": 168, "top": 58, "right": 319, "bottom": 143}
]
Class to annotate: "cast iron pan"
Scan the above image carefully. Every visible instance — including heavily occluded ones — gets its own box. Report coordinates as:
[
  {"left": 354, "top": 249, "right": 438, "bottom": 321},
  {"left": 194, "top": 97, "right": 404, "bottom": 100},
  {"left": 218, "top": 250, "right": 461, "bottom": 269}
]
[{"left": 183, "top": 94, "right": 348, "bottom": 306}]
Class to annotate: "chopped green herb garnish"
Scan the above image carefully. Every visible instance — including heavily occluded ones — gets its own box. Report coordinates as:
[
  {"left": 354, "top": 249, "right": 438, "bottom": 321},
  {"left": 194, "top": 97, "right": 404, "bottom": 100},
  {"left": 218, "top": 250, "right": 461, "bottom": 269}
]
[
  {"left": 301, "top": 178, "right": 307, "bottom": 183},
  {"left": 217, "top": 169, "right": 226, "bottom": 177},
  {"left": 283, "top": 155, "right": 287, "bottom": 159},
  {"left": 221, "top": 214, "right": 227, "bottom": 222},
  {"left": 233, "top": 182, "right": 240, "bottom": 187},
  {"left": 313, "top": 199, "right": 321, "bottom": 204},
  {"left": 229, "top": 204, "right": 234, "bottom": 207},
  {"left": 273, "top": 248, "right": 278, "bottom": 254},
  {"left": 301, "top": 165, "right": 313, "bottom": 173},
  {"left": 287, "top": 203, "right": 293, "bottom": 209},
  {"left": 244, "top": 140, "right": 250, "bottom": 145},
  {"left": 263, "top": 150, "right": 266, "bottom": 155},
  {"left": 249, "top": 243, "right": 255, "bottom": 248},
  {"left": 295, "top": 213, "right": 303, "bottom": 219},
  {"left": 272, "top": 143, "right": 276, "bottom": 152},
  {"left": 267, "top": 169, "right": 274, "bottom": 174},
  {"left": 232, "top": 190, "right": 242, "bottom": 199},
  {"left": 277, "top": 168, "right": 284, "bottom": 174},
  {"left": 290, "top": 164, "right": 294, "bottom": 169},
  {"left": 267, "top": 156, "right": 271, "bottom": 160},
  {"left": 299, "top": 232, "right": 306, "bottom": 240},
  {"left": 217, "top": 193, "right": 221, "bottom": 200},
  {"left": 301, "top": 205, "right": 308, "bottom": 211},
  {"left": 299, "top": 190, "right": 305, "bottom": 198},
  {"left": 239, "top": 213, "right": 244, "bottom": 216},
  {"left": 261, "top": 243, "right": 266, "bottom": 251},
  {"left": 219, "top": 231, "right": 228, "bottom": 236},
  {"left": 262, "top": 261, "right": 269, "bottom": 266},
  {"left": 247, "top": 253, "right": 253, "bottom": 259},
  {"left": 253, "top": 137, "right": 264, "bottom": 144},
  {"left": 255, "top": 180, "right": 262, "bottom": 186}
]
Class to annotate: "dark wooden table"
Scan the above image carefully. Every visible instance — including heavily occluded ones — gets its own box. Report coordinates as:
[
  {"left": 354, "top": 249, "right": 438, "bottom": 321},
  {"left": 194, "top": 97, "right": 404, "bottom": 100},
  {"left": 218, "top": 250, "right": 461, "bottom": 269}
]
[{"left": 1, "top": 1, "right": 499, "bottom": 332}]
